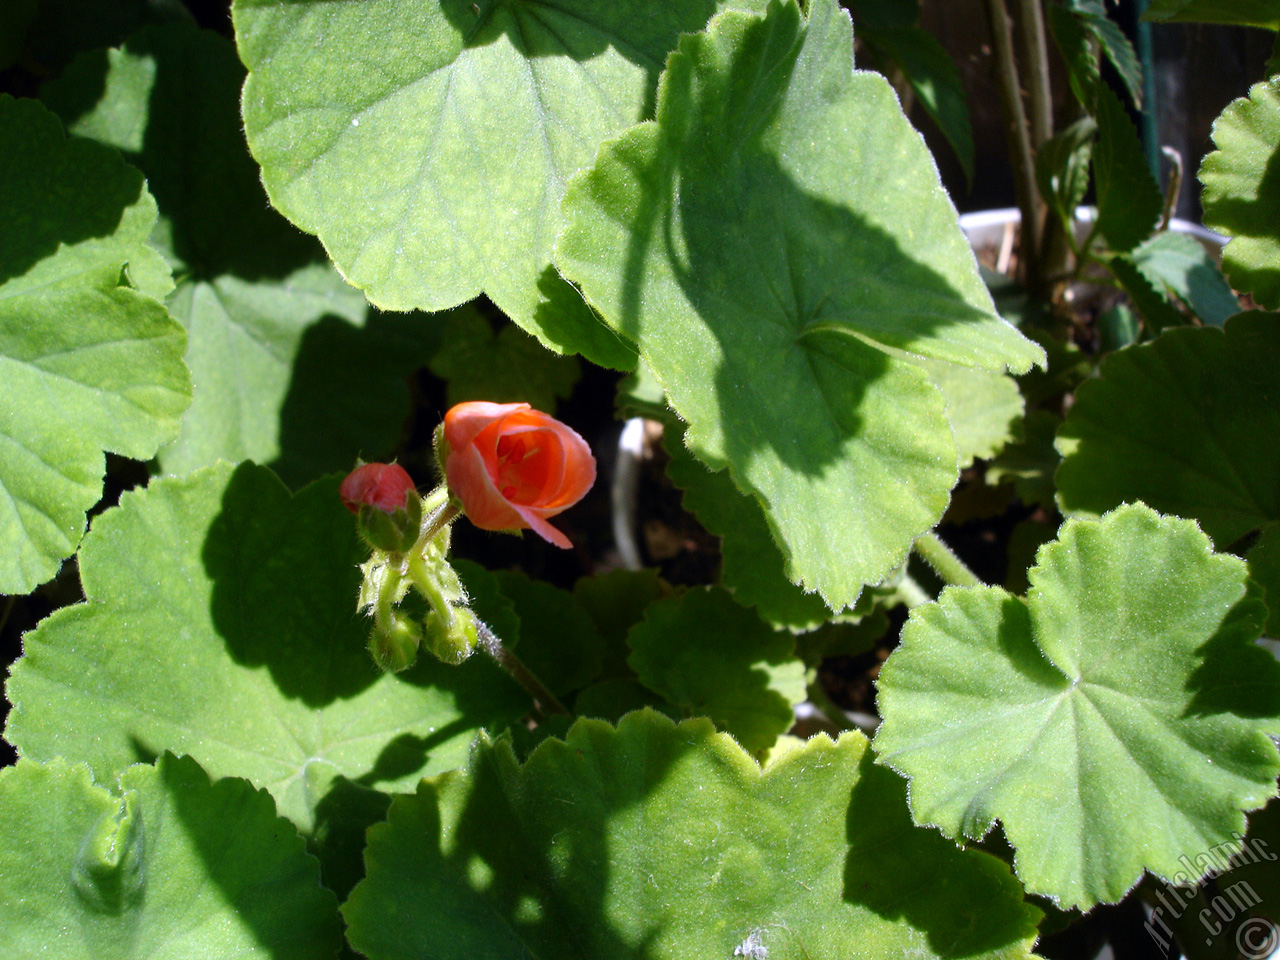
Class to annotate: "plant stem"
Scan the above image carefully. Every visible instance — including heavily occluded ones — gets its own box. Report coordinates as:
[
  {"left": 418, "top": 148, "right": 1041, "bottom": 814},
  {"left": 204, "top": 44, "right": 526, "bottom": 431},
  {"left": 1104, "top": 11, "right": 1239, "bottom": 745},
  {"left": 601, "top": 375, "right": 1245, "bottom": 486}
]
[
  {"left": 1016, "top": 0, "right": 1053, "bottom": 150},
  {"left": 475, "top": 620, "right": 571, "bottom": 718},
  {"left": 983, "top": 0, "right": 1042, "bottom": 290},
  {"left": 896, "top": 574, "right": 934, "bottom": 608},
  {"left": 913, "top": 532, "right": 982, "bottom": 588}
]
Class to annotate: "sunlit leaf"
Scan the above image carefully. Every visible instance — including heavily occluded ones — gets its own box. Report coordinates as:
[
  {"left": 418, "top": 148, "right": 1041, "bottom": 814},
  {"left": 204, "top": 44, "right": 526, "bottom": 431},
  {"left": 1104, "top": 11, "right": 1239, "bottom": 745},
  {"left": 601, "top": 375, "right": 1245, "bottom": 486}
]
[
  {"left": 343, "top": 710, "right": 1041, "bottom": 960},
  {"left": 558, "top": 0, "right": 1042, "bottom": 610},
  {"left": 0, "top": 94, "right": 189, "bottom": 594},
  {"left": 0, "top": 755, "right": 340, "bottom": 959},
  {"left": 875, "top": 504, "right": 1280, "bottom": 909},
  {"left": 5, "top": 462, "right": 528, "bottom": 855},
  {"left": 1200, "top": 78, "right": 1280, "bottom": 309},
  {"left": 232, "top": 0, "right": 766, "bottom": 367}
]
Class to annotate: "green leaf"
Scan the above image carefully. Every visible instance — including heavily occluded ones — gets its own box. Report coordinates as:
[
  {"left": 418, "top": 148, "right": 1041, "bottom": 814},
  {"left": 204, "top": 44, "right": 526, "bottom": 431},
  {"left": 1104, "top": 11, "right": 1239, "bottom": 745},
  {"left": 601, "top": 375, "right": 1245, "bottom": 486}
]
[
  {"left": 626, "top": 587, "right": 805, "bottom": 752},
  {"left": 0, "top": 755, "right": 340, "bottom": 959},
  {"left": 1094, "top": 85, "right": 1162, "bottom": 252},
  {"left": 874, "top": 503, "right": 1280, "bottom": 909},
  {"left": 1126, "top": 231, "right": 1241, "bottom": 327},
  {"left": 864, "top": 24, "right": 975, "bottom": 183},
  {"left": 662, "top": 422, "right": 835, "bottom": 631},
  {"left": 1048, "top": 4, "right": 1101, "bottom": 109},
  {"left": 1200, "top": 78, "right": 1280, "bottom": 309},
  {"left": 1036, "top": 116, "right": 1096, "bottom": 231},
  {"left": 558, "top": 0, "right": 1043, "bottom": 610},
  {"left": 1055, "top": 313, "right": 1280, "bottom": 548},
  {"left": 343, "top": 710, "right": 1041, "bottom": 960},
  {"left": 0, "top": 94, "right": 190, "bottom": 595},
  {"left": 922, "top": 357, "right": 1024, "bottom": 468},
  {"left": 1107, "top": 252, "right": 1187, "bottom": 335},
  {"left": 1247, "top": 523, "right": 1280, "bottom": 638},
  {"left": 5, "top": 462, "right": 529, "bottom": 848},
  {"left": 231, "top": 0, "right": 761, "bottom": 368},
  {"left": 1142, "top": 0, "right": 1280, "bottom": 31},
  {"left": 429, "top": 304, "right": 580, "bottom": 413},
  {"left": 41, "top": 25, "right": 432, "bottom": 485},
  {"left": 1065, "top": 0, "right": 1143, "bottom": 108},
  {"left": 494, "top": 570, "right": 604, "bottom": 697}
]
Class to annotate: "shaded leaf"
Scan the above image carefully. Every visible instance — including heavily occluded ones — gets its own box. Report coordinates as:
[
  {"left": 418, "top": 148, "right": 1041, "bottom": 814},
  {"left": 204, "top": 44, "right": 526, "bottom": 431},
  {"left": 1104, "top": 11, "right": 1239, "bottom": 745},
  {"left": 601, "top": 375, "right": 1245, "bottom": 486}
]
[
  {"left": 922, "top": 357, "right": 1024, "bottom": 468},
  {"left": 0, "top": 94, "right": 189, "bottom": 594},
  {"left": 558, "top": 0, "right": 1042, "bottom": 610},
  {"left": 875, "top": 504, "right": 1280, "bottom": 909},
  {"left": 1056, "top": 313, "right": 1280, "bottom": 548},
  {"left": 343, "top": 710, "right": 1041, "bottom": 960},
  {"left": 1200, "top": 78, "right": 1280, "bottom": 309},
  {"left": 1248, "top": 523, "right": 1280, "bottom": 638},
  {"left": 627, "top": 586, "right": 805, "bottom": 751},
  {"left": 1065, "top": 0, "right": 1143, "bottom": 108},
  {"left": 1142, "top": 0, "right": 1280, "bottom": 30},
  {"left": 0, "top": 755, "right": 340, "bottom": 959},
  {"left": 495, "top": 569, "right": 604, "bottom": 697},
  {"left": 429, "top": 304, "right": 580, "bottom": 413},
  {"left": 1094, "top": 85, "right": 1162, "bottom": 252},
  {"left": 1036, "top": 116, "right": 1096, "bottom": 231}
]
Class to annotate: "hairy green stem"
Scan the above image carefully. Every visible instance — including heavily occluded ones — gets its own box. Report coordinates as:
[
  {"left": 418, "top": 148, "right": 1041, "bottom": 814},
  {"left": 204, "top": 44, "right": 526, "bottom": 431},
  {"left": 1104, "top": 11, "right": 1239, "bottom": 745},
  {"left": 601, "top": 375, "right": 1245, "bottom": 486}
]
[
  {"left": 475, "top": 620, "right": 571, "bottom": 718},
  {"left": 896, "top": 574, "right": 934, "bottom": 609},
  {"left": 914, "top": 532, "right": 982, "bottom": 588},
  {"left": 983, "top": 0, "right": 1041, "bottom": 289}
]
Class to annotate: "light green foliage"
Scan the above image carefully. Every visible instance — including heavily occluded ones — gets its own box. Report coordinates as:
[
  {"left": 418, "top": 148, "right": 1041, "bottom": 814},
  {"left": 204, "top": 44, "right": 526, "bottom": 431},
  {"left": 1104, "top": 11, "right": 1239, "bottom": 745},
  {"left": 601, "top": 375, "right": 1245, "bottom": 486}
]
[
  {"left": 0, "top": 94, "right": 190, "bottom": 594},
  {"left": 558, "top": 0, "right": 1042, "bottom": 610},
  {"left": 5, "top": 462, "right": 528, "bottom": 845},
  {"left": 921, "top": 357, "right": 1024, "bottom": 468},
  {"left": 343, "top": 711, "right": 1041, "bottom": 960},
  {"left": 0, "top": 755, "right": 340, "bottom": 959},
  {"left": 1093, "top": 85, "right": 1162, "bottom": 253},
  {"left": 988, "top": 409, "right": 1062, "bottom": 511},
  {"left": 1056, "top": 313, "right": 1280, "bottom": 549},
  {"left": 232, "top": 0, "right": 763, "bottom": 367},
  {"left": 1123, "top": 231, "right": 1240, "bottom": 327},
  {"left": 627, "top": 586, "right": 805, "bottom": 751},
  {"left": 875, "top": 504, "right": 1280, "bottom": 909},
  {"left": 429, "top": 305, "right": 580, "bottom": 412},
  {"left": 1201, "top": 78, "right": 1280, "bottom": 309},
  {"left": 41, "top": 24, "right": 432, "bottom": 485},
  {"left": 1142, "top": 0, "right": 1280, "bottom": 30}
]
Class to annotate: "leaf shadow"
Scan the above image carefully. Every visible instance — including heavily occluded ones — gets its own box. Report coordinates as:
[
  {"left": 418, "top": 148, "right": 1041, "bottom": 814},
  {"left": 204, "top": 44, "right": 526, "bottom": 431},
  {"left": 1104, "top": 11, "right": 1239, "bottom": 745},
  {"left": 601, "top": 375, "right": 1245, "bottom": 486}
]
[
  {"left": 844, "top": 745, "right": 1042, "bottom": 957},
  {"left": 598, "top": 2, "right": 998, "bottom": 577},
  {"left": 1183, "top": 579, "right": 1280, "bottom": 722}
]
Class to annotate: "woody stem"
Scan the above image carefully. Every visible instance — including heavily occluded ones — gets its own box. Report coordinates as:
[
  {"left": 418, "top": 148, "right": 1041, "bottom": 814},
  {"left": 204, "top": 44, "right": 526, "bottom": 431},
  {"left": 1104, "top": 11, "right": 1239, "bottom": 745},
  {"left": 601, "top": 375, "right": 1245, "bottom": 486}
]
[{"left": 475, "top": 620, "right": 571, "bottom": 719}]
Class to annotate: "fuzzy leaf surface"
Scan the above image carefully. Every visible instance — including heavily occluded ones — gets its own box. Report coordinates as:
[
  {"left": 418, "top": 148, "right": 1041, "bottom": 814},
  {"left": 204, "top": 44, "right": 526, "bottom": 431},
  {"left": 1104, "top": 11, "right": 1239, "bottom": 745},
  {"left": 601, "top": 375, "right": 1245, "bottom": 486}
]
[
  {"left": 41, "top": 25, "right": 431, "bottom": 485},
  {"left": 1201, "top": 78, "right": 1280, "bottom": 309},
  {"left": 627, "top": 587, "right": 805, "bottom": 751},
  {"left": 0, "top": 755, "right": 340, "bottom": 959},
  {"left": 874, "top": 504, "right": 1280, "bottom": 909},
  {"left": 231, "top": 0, "right": 763, "bottom": 366},
  {"left": 1056, "top": 313, "right": 1280, "bottom": 549},
  {"left": 0, "top": 94, "right": 189, "bottom": 593},
  {"left": 558, "top": 0, "right": 1042, "bottom": 610},
  {"left": 343, "top": 710, "right": 1041, "bottom": 960},
  {"left": 5, "top": 462, "right": 528, "bottom": 840}
]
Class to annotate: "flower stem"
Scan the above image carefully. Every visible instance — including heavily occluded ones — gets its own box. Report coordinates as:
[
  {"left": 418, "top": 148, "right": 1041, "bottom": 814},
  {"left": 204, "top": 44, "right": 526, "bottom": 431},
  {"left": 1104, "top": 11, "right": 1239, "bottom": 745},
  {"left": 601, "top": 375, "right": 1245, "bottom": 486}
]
[
  {"left": 913, "top": 532, "right": 982, "bottom": 588},
  {"left": 475, "top": 620, "right": 571, "bottom": 719}
]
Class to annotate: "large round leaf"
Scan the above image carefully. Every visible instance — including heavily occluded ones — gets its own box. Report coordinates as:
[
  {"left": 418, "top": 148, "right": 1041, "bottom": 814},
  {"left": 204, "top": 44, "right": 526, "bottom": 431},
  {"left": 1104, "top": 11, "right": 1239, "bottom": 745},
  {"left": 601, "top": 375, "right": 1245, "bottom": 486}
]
[
  {"left": 1200, "top": 78, "right": 1280, "bottom": 309},
  {"left": 343, "top": 710, "right": 1041, "bottom": 960},
  {"left": 0, "top": 94, "right": 190, "bottom": 593},
  {"left": 0, "top": 754, "right": 340, "bottom": 959},
  {"left": 231, "top": 0, "right": 762, "bottom": 367},
  {"left": 874, "top": 504, "right": 1280, "bottom": 909},
  {"left": 557, "top": 0, "right": 1043, "bottom": 610},
  {"left": 5, "top": 462, "right": 528, "bottom": 843}
]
